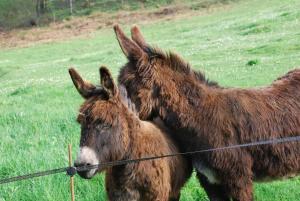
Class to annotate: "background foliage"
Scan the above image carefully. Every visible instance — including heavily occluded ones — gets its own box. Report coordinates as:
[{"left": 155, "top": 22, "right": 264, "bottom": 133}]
[
  {"left": 0, "top": 0, "right": 36, "bottom": 29},
  {"left": 0, "top": 0, "right": 177, "bottom": 30}
]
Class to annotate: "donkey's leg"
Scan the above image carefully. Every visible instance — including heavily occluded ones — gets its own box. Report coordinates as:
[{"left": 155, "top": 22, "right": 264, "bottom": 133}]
[
  {"left": 168, "top": 192, "right": 180, "bottom": 201},
  {"left": 107, "top": 188, "right": 140, "bottom": 201},
  {"left": 152, "top": 186, "right": 170, "bottom": 201},
  {"left": 106, "top": 171, "right": 141, "bottom": 201},
  {"left": 197, "top": 172, "right": 230, "bottom": 201},
  {"left": 211, "top": 151, "right": 254, "bottom": 201},
  {"left": 225, "top": 177, "right": 253, "bottom": 201}
]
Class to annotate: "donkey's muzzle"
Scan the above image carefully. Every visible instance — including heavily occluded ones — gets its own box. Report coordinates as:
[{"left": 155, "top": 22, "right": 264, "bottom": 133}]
[{"left": 74, "top": 162, "right": 95, "bottom": 179}]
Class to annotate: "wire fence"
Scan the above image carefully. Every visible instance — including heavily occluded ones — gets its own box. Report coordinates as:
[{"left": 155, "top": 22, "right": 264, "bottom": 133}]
[{"left": 1, "top": 135, "right": 300, "bottom": 185}]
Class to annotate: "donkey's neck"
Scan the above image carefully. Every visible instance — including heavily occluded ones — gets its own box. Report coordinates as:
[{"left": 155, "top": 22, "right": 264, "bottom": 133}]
[
  {"left": 118, "top": 104, "right": 144, "bottom": 159},
  {"left": 156, "top": 78, "right": 215, "bottom": 129},
  {"left": 121, "top": 107, "right": 163, "bottom": 160}
]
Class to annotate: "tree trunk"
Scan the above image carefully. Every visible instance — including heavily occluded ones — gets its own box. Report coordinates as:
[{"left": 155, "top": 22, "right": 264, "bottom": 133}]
[
  {"left": 36, "top": 0, "right": 47, "bottom": 17},
  {"left": 70, "top": 0, "right": 73, "bottom": 14},
  {"left": 36, "top": 0, "right": 41, "bottom": 17}
]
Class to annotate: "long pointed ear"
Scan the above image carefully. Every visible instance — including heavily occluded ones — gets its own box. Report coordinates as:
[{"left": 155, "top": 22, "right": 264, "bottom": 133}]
[
  {"left": 100, "top": 66, "right": 118, "bottom": 97},
  {"left": 131, "top": 25, "right": 149, "bottom": 51},
  {"left": 114, "top": 24, "right": 145, "bottom": 60},
  {"left": 69, "top": 68, "right": 101, "bottom": 99}
]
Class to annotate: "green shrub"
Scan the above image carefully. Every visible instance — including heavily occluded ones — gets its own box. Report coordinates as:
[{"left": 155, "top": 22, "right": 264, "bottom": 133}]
[
  {"left": 246, "top": 59, "right": 259, "bottom": 66},
  {"left": 0, "top": 0, "right": 36, "bottom": 29}
]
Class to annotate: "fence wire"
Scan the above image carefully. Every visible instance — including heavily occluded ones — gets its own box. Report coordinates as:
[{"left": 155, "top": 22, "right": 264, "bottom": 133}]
[{"left": 1, "top": 135, "right": 300, "bottom": 185}]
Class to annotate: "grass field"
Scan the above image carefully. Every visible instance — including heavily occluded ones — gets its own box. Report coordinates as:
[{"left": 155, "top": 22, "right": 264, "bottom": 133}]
[{"left": 1, "top": 0, "right": 300, "bottom": 200}]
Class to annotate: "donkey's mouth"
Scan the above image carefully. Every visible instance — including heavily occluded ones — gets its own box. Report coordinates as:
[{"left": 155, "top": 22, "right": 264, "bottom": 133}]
[
  {"left": 77, "top": 169, "right": 97, "bottom": 179},
  {"left": 75, "top": 163, "right": 98, "bottom": 179}
]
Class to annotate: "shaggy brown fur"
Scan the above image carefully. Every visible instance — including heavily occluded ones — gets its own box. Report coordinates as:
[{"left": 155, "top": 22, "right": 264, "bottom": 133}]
[
  {"left": 69, "top": 67, "right": 192, "bottom": 201},
  {"left": 115, "top": 25, "right": 300, "bottom": 201}
]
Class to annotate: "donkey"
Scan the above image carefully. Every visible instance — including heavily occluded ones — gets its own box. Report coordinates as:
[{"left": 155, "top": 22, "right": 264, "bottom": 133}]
[
  {"left": 69, "top": 67, "right": 192, "bottom": 201},
  {"left": 114, "top": 24, "right": 300, "bottom": 201}
]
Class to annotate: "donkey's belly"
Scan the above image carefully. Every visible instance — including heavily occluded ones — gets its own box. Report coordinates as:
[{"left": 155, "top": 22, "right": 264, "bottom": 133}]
[
  {"left": 193, "top": 161, "right": 221, "bottom": 184},
  {"left": 254, "top": 172, "right": 299, "bottom": 182},
  {"left": 251, "top": 142, "right": 300, "bottom": 182}
]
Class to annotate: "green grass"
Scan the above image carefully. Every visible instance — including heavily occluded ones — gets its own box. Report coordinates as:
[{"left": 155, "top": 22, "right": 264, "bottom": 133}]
[{"left": 0, "top": 0, "right": 300, "bottom": 200}]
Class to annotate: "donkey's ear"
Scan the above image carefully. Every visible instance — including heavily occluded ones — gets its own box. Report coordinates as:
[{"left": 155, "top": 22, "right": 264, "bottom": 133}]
[
  {"left": 69, "top": 68, "right": 100, "bottom": 99},
  {"left": 131, "top": 25, "right": 148, "bottom": 51},
  {"left": 114, "top": 24, "right": 146, "bottom": 60},
  {"left": 100, "top": 66, "right": 118, "bottom": 96}
]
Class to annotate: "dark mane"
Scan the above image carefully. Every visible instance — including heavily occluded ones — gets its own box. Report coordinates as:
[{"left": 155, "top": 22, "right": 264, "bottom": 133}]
[{"left": 146, "top": 46, "right": 219, "bottom": 87}]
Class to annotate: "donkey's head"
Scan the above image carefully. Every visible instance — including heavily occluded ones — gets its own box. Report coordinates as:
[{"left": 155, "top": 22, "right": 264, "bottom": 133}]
[
  {"left": 115, "top": 25, "right": 215, "bottom": 121},
  {"left": 115, "top": 25, "right": 166, "bottom": 120},
  {"left": 69, "top": 67, "right": 130, "bottom": 179}
]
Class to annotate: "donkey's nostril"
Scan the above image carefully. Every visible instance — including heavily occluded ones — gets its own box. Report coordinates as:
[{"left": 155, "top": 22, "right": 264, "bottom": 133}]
[
  {"left": 74, "top": 161, "right": 86, "bottom": 168},
  {"left": 74, "top": 162, "right": 92, "bottom": 168}
]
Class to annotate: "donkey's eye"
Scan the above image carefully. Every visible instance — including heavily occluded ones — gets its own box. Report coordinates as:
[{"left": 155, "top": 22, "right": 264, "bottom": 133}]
[
  {"left": 100, "top": 123, "right": 111, "bottom": 129},
  {"left": 94, "top": 120, "right": 111, "bottom": 131},
  {"left": 77, "top": 113, "right": 86, "bottom": 124}
]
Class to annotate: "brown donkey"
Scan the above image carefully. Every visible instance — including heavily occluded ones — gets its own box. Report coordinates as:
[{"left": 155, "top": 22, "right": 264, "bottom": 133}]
[
  {"left": 69, "top": 67, "right": 192, "bottom": 201},
  {"left": 114, "top": 25, "right": 300, "bottom": 201}
]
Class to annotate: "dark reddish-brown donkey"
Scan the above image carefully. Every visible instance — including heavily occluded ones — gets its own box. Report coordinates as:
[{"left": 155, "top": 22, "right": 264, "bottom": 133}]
[
  {"left": 69, "top": 67, "right": 192, "bottom": 201},
  {"left": 114, "top": 25, "right": 300, "bottom": 201}
]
